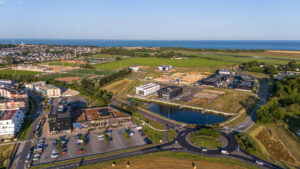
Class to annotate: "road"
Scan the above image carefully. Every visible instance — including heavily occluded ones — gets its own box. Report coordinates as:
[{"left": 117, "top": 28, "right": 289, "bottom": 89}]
[
  {"left": 12, "top": 78, "right": 275, "bottom": 169},
  {"left": 229, "top": 79, "right": 269, "bottom": 132},
  {"left": 11, "top": 93, "right": 43, "bottom": 169}
]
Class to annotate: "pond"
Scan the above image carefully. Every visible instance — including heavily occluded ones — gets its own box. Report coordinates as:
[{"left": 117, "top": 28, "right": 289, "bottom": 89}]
[{"left": 147, "top": 103, "right": 229, "bottom": 125}]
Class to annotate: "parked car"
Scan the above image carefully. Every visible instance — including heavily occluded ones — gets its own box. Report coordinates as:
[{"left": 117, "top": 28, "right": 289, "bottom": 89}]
[
  {"left": 32, "top": 154, "right": 40, "bottom": 161},
  {"left": 135, "top": 125, "right": 142, "bottom": 130},
  {"left": 98, "top": 134, "right": 104, "bottom": 140},
  {"left": 77, "top": 148, "right": 83, "bottom": 153},
  {"left": 51, "top": 153, "right": 58, "bottom": 158},
  {"left": 25, "top": 150, "right": 32, "bottom": 163},
  {"left": 129, "top": 131, "right": 135, "bottom": 136},
  {"left": 61, "top": 149, "right": 67, "bottom": 155}
]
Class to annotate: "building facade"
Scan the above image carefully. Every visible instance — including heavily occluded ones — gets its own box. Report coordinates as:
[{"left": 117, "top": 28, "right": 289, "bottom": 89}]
[
  {"left": 158, "top": 65, "right": 173, "bottom": 71},
  {"left": 0, "top": 109, "right": 25, "bottom": 139},
  {"left": 136, "top": 83, "right": 160, "bottom": 96},
  {"left": 157, "top": 86, "right": 183, "bottom": 101}
]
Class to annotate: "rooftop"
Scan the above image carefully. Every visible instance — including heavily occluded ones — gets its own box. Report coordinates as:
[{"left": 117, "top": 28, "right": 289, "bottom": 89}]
[{"left": 0, "top": 110, "right": 18, "bottom": 121}]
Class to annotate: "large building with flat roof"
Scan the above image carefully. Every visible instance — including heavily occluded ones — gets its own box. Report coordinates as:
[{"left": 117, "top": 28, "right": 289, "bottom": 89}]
[
  {"left": 136, "top": 83, "right": 160, "bottom": 96},
  {"left": 25, "top": 82, "right": 61, "bottom": 98},
  {"left": 48, "top": 104, "right": 72, "bottom": 134},
  {"left": 157, "top": 86, "right": 183, "bottom": 101},
  {"left": 72, "top": 107, "right": 131, "bottom": 129}
]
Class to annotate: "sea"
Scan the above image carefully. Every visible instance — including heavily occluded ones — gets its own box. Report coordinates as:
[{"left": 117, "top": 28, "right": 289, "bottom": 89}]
[{"left": 0, "top": 39, "right": 300, "bottom": 50}]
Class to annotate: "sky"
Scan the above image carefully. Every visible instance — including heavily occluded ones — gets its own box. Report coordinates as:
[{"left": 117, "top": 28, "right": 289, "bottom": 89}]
[{"left": 0, "top": 0, "right": 300, "bottom": 40}]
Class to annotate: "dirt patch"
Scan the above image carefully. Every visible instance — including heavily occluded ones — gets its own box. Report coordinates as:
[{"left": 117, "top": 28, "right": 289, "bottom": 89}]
[
  {"left": 255, "top": 128, "right": 297, "bottom": 165},
  {"left": 40, "top": 65, "right": 78, "bottom": 72},
  {"left": 194, "top": 92, "right": 218, "bottom": 99},
  {"left": 202, "top": 89, "right": 225, "bottom": 95},
  {"left": 55, "top": 77, "right": 82, "bottom": 83}
]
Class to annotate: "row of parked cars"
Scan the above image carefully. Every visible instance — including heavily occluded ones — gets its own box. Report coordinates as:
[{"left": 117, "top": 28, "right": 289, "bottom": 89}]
[{"left": 32, "top": 118, "right": 45, "bottom": 138}]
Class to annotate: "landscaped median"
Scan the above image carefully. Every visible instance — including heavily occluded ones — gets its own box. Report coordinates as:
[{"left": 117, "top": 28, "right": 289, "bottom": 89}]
[{"left": 188, "top": 128, "right": 223, "bottom": 148}]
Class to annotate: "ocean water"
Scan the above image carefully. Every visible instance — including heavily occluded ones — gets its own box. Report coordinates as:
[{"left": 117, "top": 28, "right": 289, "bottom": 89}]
[{"left": 0, "top": 39, "right": 300, "bottom": 50}]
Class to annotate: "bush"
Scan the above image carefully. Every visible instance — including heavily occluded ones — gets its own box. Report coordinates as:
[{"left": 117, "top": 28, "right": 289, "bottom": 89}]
[{"left": 235, "top": 133, "right": 257, "bottom": 154}]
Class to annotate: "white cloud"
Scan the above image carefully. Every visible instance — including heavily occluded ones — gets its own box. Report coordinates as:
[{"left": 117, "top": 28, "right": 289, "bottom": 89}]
[{"left": 0, "top": 0, "right": 6, "bottom": 5}]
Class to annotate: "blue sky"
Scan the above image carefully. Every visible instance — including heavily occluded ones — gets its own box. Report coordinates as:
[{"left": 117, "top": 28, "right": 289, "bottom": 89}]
[{"left": 0, "top": 0, "right": 299, "bottom": 40}]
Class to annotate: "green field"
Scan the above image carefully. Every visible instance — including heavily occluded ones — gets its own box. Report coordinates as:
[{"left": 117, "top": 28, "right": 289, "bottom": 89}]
[
  {"left": 0, "top": 69, "right": 41, "bottom": 76},
  {"left": 43, "top": 69, "right": 112, "bottom": 79},
  {"left": 93, "top": 57, "right": 237, "bottom": 70},
  {"left": 46, "top": 62, "right": 81, "bottom": 67}
]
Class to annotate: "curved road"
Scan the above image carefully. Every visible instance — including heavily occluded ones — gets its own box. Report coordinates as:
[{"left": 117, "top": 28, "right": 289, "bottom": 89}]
[{"left": 19, "top": 78, "right": 277, "bottom": 169}]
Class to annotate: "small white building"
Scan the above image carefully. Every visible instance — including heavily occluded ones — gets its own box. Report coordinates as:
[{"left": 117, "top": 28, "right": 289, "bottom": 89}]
[
  {"left": 129, "top": 66, "right": 139, "bottom": 72},
  {"left": 0, "top": 79, "right": 13, "bottom": 86},
  {"left": 136, "top": 83, "right": 160, "bottom": 96},
  {"left": 217, "top": 69, "right": 234, "bottom": 75},
  {"left": 0, "top": 109, "right": 25, "bottom": 139},
  {"left": 158, "top": 65, "right": 173, "bottom": 71}
]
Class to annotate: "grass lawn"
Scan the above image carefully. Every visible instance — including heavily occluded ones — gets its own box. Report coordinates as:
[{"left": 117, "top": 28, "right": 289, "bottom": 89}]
[
  {"left": 79, "top": 151, "right": 258, "bottom": 169},
  {"left": 205, "top": 90, "right": 256, "bottom": 113},
  {"left": 16, "top": 117, "right": 34, "bottom": 140},
  {"left": 0, "top": 144, "right": 15, "bottom": 168},
  {"left": 188, "top": 135, "right": 222, "bottom": 148},
  {"left": 0, "top": 69, "right": 41, "bottom": 76},
  {"left": 93, "top": 57, "right": 237, "bottom": 70},
  {"left": 188, "top": 129, "right": 222, "bottom": 148},
  {"left": 142, "top": 125, "right": 165, "bottom": 144}
]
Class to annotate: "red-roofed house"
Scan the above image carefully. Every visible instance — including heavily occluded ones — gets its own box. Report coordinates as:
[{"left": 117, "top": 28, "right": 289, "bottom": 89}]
[{"left": 0, "top": 109, "right": 25, "bottom": 138}]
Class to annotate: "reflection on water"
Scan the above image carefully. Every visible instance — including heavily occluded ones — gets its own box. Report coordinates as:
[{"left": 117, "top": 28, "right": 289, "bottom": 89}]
[{"left": 147, "top": 103, "right": 228, "bottom": 124}]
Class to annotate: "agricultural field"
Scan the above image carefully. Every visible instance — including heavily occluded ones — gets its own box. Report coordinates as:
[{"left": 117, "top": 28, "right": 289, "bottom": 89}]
[
  {"left": 0, "top": 144, "right": 15, "bottom": 169},
  {"left": 93, "top": 57, "right": 237, "bottom": 70},
  {"left": 0, "top": 69, "right": 41, "bottom": 76},
  {"left": 79, "top": 151, "right": 257, "bottom": 169},
  {"left": 102, "top": 78, "right": 134, "bottom": 94},
  {"left": 171, "top": 50, "right": 300, "bottom": 63}
]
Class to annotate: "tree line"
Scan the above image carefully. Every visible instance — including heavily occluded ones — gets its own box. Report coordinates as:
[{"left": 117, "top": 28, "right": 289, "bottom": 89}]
[
  {"left": 0, "top": 68, "right": 132, "bottom": 106},
  {"left": 256, "top": 77, "right": 300, "bottom": 133}
]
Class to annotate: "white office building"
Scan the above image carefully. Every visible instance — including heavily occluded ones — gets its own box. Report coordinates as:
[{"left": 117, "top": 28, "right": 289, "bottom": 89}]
[
  {"left": 158, "top": 65, "right": 173, "bottom": 71},
  {"left": 0, "top": 109, "right": 25, "bottom": 139},
  {"left": 136, "top": 83, "right": 160, "bottom": 96}
]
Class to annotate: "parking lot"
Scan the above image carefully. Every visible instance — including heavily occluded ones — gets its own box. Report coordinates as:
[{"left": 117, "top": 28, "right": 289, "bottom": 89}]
[{"left": 32, "top": 127, "right": 147, "bottom": 165}]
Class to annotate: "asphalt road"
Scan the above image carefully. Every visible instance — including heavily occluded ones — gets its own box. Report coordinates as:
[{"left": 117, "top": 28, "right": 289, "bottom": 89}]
[
  {"left": 13, "top": 78, "right": 278, "bottom": 169},
  {"left": 12, "top": 93, "right": 43, "bottom": 169},
  {"left": 229, "top": 79, "right": 269, "bottom": 132}
]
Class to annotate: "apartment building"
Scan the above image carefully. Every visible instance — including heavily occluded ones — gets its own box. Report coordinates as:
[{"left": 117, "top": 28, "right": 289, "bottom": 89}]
[{"left": 0, "top": 109, "right": 25, "bottom": 139}]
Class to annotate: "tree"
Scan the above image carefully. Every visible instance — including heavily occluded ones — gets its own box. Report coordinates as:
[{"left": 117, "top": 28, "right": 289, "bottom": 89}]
[{"left": 4, "top": 55, "right": 14, "bottom": 65}]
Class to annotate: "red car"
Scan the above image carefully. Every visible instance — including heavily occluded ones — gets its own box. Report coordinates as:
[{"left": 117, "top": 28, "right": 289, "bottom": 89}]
[
  {"left": 77, "top": 148, "right": 83, "bottom": 153},
  {"left": 61, "top": 150, "right": 67, "bottom": 155}
]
